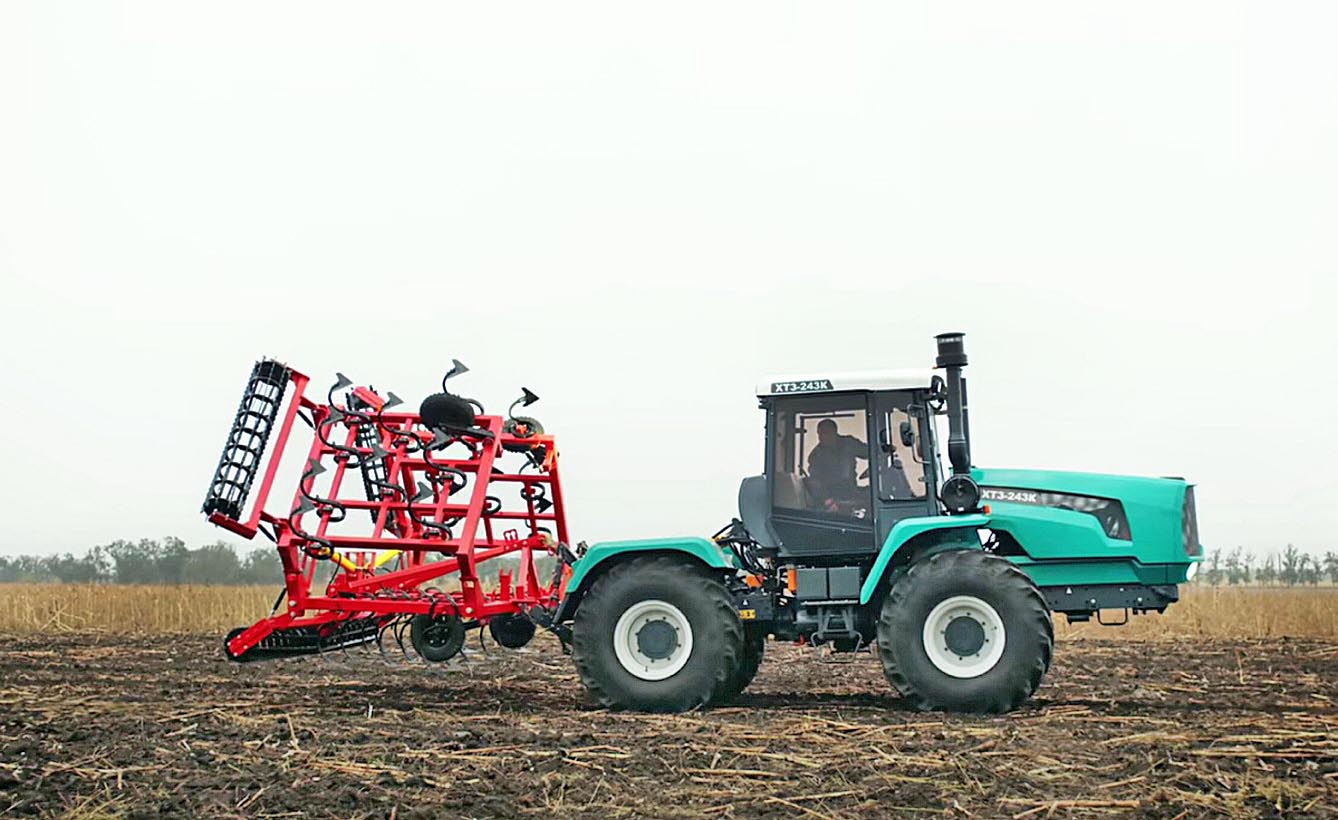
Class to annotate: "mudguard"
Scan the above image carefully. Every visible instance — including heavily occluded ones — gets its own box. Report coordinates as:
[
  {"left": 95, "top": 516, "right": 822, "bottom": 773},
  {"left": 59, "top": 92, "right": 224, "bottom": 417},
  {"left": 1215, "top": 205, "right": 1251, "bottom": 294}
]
[
  {"left": 555, "top": 536, "right": 735, "bottom": 621},
  {"left": 858, "top": 514, "right": 990, "bottom": 604}
]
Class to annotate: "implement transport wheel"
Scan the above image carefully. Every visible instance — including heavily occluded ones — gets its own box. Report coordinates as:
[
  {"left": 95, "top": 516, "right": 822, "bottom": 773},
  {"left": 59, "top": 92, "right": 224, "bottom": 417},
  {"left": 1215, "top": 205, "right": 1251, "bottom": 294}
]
[
  {"left": 876, "top": 550, "right": 1053, "bottom": 713},
  {"left": 488, "top": 613, "right": 537, "bottom": 649},
  {"left": 572, "top": 555, "right": 742, "bottom": 712},
  {"left": 410, "top": 613, "right": 466, "bottom": 663},
  {"left": 718, "top": 625, "right": 765, "bottom": 702}
]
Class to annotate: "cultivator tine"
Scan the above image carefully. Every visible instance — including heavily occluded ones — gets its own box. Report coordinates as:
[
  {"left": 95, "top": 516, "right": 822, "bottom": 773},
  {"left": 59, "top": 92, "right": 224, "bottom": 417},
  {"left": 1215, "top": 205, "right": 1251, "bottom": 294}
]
[
  {"left": 393, "top": 618, "right": 419, "bottom": 664},
  {"left": 375, "top": 617, "right": 403, "bottom": 666},
  {"left": 442, "top": 359, "right": 469, "bottom": 387}
]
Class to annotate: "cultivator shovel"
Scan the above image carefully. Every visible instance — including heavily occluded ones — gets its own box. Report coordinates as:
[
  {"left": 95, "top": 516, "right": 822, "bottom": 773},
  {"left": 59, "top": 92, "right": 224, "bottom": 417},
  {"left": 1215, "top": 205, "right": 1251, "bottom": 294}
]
[{"left": 203, "top": 359, "right": 571, "bottom": 666}]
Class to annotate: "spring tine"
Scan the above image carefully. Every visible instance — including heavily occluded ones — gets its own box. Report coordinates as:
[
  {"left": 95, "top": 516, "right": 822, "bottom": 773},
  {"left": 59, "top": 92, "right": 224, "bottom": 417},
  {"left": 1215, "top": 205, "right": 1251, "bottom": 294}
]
[
  {"left": 375, "top": 618, "right": 398, "bottom": 666},
  {"left": 393, "top": 618, "right": 415, "bottom": 664}
]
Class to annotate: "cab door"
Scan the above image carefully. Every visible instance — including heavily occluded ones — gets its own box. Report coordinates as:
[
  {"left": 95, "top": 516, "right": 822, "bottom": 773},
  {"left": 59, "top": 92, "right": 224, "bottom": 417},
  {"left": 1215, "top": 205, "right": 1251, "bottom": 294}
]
[
  {"left": 871, "top": 391, "right": 938, "bottom": 547},
  {"left": 767, "top": 393, "right": 878, "bottom": 558}
]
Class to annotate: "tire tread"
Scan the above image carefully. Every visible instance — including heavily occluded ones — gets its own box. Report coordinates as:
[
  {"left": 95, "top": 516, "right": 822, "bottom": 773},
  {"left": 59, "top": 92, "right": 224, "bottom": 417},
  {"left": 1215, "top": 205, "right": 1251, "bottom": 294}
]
[
  {"left": 876, "top": 550, "right": 1053, "bottom": 713},
  {"left": 572, "top": 555, "right": 742, "bottom": 712}
]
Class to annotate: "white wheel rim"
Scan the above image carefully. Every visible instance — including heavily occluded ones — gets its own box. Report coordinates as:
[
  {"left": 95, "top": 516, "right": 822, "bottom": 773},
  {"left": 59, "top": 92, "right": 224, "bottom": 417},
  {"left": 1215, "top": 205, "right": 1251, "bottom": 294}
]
[
  {"left": 921, "top": 594, "right": 1006, "bottom": 679},
  {"left": 613, "top": 599, "right": 694, "bottom": 681}
]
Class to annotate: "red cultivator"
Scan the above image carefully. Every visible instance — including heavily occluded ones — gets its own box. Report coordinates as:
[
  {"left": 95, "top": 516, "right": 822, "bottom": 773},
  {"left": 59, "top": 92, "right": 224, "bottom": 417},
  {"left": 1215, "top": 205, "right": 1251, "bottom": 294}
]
[{"left": 203, "top": 359, "right": 572, "bottom": 663}]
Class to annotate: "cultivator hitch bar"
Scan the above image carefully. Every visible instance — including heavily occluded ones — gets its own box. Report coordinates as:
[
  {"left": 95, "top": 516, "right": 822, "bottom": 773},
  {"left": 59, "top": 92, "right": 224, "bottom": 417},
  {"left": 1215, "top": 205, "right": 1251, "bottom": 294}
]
[{"left": 203, "top": 359, "right": 571, "bottom": 664}]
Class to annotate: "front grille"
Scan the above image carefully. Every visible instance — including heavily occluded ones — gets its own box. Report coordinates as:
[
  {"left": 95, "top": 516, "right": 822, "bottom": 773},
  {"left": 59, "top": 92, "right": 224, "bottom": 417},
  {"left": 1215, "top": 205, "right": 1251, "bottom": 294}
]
[
  {"left": 980, "top": 486, "right": 1131, "bottom": 541},
  {"left": 1182, "top": 486, "right": 1201, "bottom": 555}
]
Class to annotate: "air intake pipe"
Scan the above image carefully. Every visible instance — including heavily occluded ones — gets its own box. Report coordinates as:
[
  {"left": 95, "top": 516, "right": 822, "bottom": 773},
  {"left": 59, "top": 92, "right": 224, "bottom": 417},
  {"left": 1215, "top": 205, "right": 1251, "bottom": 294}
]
[{"left": 934, "top": 332, "right": 971, "bottom": 476}]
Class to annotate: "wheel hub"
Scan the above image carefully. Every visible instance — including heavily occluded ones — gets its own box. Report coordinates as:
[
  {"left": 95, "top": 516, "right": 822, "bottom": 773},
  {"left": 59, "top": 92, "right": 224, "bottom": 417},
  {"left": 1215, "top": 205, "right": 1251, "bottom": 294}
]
[
  {"left": 635, "top": 619, "right": 679, "bottom": 660},
  {"left": 943, "top": 615, "right": 986, "bottom": 657},
  {"left": 921, "top": 595, "right": 1006, "bottom": 679},
  {"left": 613, "top": 599, "right": 694, "bottom": 681}
]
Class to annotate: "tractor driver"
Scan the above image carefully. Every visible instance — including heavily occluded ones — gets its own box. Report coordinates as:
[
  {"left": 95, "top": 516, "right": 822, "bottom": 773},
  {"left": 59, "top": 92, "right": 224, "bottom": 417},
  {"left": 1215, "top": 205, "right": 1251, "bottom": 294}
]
[{"left": 806, "top": 419, "right": 868, "bottom": 508}]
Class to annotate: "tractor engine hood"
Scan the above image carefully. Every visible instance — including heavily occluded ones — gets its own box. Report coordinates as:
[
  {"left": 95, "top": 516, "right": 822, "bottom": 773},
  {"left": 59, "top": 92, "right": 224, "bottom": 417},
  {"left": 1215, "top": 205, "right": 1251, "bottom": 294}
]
[{"left": 970, "top": 467, "right": 1202, "bottom": 566}]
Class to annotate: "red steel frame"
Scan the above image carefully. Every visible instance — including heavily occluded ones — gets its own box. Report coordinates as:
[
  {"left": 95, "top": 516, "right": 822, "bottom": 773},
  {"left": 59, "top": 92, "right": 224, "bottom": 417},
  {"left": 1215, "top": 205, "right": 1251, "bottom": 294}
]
[{"left": 208, "top": 366, "right": 570, "bottom": 658}]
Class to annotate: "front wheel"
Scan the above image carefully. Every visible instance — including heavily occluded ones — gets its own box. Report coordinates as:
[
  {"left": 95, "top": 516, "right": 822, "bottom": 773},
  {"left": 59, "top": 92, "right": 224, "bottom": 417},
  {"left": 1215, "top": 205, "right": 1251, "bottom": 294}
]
[
  {"left": 572, "top": 555, "right": 742, "bottom": 712},
  {"left": 876, "top": 550, "right": 1053, "bottom": 713}
]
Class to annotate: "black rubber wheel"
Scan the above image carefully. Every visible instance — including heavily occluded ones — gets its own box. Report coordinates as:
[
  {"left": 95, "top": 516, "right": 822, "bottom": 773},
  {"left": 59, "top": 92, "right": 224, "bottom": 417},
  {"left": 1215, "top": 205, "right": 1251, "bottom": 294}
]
[
  {"left": 488, "top": 613, "right": 537, "bottom": 649},
  {"left": 572, "top": 555, "right": 742, "bottom": 712},
  {"left": 410, "top": 613, "right": 466, "bottom": 662},
  {"left": 876, "top": 550, "right": 1053, "bottom": 713},
  {"left": 222, "top": 627, "right": 251, "bottom": 662},
  {"left": 502, "top": 416, "right": 544, "bottom": 453},
  {"left": 718, "top": 626, "right": 765, "bottom": 701}
]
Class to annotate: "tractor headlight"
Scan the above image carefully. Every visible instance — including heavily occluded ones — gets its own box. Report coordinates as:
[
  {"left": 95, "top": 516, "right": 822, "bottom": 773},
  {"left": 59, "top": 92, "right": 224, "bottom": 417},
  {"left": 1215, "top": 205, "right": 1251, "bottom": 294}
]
[
  {"left": 1185, "top": 561, "right": 1198, "bottom": 581},
  {"left": 940, "top": 475, "right": 981, "bottom": 515}
]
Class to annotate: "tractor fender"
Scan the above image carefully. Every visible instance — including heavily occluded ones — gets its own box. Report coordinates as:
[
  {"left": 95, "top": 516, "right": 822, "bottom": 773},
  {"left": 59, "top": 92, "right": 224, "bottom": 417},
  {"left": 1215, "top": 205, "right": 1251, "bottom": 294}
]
[
  {"left": 857, "top": 514, "right": 990, "bottom": 605},
  {"left": 554, "top": 537, "right": 736, "bottom": 622}
]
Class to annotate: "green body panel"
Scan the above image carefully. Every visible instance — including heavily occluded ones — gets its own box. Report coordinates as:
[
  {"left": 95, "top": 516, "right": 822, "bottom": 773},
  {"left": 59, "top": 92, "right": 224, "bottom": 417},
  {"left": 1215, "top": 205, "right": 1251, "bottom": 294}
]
[
  {"left": 858, "top": 469, "right": 1201, "bottom": 603},
  {"left": 857, "top": 514, "right": 989, "bottom": 604},
  {"left": 563, "top": 536, "right": 734, "bottom": 597},
  {"left": 974, "top": 467, "right": 1195, "bottom": 562},
  {"left": 565, "top": 471, "right": 1198, "bottom": 614}
]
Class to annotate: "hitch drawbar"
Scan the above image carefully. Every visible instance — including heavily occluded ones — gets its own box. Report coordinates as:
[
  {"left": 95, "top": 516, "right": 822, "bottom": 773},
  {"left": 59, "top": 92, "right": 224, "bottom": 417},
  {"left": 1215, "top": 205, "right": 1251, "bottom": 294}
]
[{"left": 203, "top": 358, "right": 576, "bottom": 665}]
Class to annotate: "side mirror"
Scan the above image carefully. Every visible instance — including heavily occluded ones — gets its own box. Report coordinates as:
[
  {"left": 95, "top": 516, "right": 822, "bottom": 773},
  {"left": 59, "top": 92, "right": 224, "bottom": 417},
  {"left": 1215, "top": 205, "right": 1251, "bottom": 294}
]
[{"left": 899, "top": 420, "right": 915, "bottom": 447}]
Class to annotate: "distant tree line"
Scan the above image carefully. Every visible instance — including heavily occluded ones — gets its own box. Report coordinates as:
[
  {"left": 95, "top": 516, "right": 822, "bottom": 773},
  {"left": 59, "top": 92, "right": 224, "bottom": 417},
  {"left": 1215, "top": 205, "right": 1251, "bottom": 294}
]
[
  {"left": 0, "top": 538, "right": 282, "bottom": 585},
  {"left": 2, "top": 538, "right": 1333, "bottom": 587},
  {"left": 1196, "top": 545, "right": 1338, "bottom": 586}
]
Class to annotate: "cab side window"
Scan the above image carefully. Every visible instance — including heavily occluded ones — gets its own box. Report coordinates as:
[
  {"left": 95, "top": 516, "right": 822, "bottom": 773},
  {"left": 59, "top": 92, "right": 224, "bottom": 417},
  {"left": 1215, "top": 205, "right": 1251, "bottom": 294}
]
[
  {"left": 771, "top": 396, "right": 871, "bottom": 520},
  {"left": 878, "top": 404, "right": 928, "bottom": 500}
]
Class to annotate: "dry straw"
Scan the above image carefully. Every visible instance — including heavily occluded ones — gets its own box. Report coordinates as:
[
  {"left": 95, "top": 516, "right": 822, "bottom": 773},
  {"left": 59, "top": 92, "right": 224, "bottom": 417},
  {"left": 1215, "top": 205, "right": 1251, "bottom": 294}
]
[{"left": 0, "top": 583, "right": 1333, "bottom": 638}]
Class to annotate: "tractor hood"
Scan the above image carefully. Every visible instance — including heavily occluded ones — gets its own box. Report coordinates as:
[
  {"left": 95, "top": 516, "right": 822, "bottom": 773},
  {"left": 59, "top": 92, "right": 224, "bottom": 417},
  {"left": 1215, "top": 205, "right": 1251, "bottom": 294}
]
[
  {"left": 970, "top": 467, "right": 1202, "bottom": 570},
  {"left": 972, "top": 468, "right": 1188, "bottom": 503}
]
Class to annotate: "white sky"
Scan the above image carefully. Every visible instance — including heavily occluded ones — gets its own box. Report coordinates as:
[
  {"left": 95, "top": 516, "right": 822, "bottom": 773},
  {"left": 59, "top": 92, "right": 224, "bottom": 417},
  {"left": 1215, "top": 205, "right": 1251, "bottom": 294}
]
[{"left": 1, "top": 2, "right": 1334, "bottom": 557}]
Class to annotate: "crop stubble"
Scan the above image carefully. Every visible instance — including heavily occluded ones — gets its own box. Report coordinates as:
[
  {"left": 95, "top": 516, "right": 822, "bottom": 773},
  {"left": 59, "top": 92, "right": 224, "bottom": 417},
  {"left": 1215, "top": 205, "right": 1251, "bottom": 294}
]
[{"left": 0, "top": 631, "right": 1334, "bottom": 818}]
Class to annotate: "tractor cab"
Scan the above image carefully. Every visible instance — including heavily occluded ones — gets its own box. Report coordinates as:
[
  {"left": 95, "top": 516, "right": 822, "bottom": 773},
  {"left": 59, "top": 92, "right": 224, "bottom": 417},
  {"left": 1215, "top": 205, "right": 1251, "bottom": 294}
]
[{"left": 740, "top": 370, "right": 948, "bottom": 561}]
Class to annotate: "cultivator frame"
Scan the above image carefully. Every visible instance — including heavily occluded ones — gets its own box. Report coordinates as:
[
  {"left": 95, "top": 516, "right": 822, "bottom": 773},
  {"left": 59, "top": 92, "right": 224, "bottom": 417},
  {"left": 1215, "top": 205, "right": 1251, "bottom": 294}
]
[{"left": 203, "top": 359, "right": 571, "bottom": 663}]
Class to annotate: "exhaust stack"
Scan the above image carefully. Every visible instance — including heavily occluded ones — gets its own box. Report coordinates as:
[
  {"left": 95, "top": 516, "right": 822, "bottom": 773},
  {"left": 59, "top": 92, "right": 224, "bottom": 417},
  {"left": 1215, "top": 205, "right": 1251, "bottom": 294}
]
[{"left": 934, "top": 332, "right": 971, "bottom": 476}]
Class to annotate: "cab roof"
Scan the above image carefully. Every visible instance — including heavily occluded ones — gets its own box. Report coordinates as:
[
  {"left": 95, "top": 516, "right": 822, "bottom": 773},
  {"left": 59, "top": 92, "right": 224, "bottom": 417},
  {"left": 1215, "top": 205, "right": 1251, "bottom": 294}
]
[{"left": 756, "top": 368, "right": 936, "bottom": 397}]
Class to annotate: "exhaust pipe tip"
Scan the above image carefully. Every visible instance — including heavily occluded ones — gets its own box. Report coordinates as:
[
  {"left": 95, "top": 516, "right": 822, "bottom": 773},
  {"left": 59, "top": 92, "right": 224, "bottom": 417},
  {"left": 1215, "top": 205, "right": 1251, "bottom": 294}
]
[{"left": 934, "top": 332, "right": 968, "bottom": 369}]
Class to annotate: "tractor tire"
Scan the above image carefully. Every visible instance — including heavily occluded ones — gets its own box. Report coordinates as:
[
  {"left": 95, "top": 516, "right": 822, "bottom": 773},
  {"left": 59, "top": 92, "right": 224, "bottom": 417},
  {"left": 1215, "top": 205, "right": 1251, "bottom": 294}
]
[
  {"left": 572, "top": 555, "right": 742, "bottom": 712},
  {"left": 876, "top": 550, "right": 1052, "bottom": 714},
  {"left": 718, "top": 626, "right": 766, "bottom": 702}
]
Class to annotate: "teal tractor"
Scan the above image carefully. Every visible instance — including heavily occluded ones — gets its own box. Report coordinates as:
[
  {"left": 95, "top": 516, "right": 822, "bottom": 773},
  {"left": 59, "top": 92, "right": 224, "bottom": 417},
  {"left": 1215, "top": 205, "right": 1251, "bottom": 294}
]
[{"left": 552, "top": 333, "right": 1202, "bottom": 713}]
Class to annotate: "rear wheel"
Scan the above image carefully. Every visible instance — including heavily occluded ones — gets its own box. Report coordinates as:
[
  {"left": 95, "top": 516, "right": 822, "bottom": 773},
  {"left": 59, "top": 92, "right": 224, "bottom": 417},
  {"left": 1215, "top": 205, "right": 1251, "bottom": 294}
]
[
  {"left": 876, "top": 550, "right": 1052, "bottom": 713},
  {"left": 572, "top": 555, "right": 742, "bottom": 712}
]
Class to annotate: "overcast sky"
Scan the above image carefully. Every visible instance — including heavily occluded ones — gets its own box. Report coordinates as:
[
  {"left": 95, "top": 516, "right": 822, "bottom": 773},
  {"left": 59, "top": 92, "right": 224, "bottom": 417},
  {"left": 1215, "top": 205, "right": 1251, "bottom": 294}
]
[{"left": 1, "top": 2, "right": 1334, "bottom": 558}]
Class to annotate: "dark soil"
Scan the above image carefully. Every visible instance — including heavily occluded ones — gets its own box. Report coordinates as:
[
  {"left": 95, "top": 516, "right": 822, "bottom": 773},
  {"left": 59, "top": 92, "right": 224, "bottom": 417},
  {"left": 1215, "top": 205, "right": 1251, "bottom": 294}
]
[{"left": 1, "top": 632, "right": 1334, "bottom": 818}]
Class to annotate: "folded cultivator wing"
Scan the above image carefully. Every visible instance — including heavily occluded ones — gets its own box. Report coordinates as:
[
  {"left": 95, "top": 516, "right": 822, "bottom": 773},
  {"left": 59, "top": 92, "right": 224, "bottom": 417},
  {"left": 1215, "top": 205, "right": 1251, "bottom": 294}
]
[{"left": 203, "top": 359, "right": 571, "bottom": 665}]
